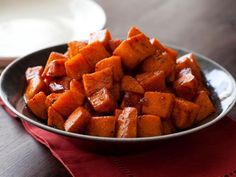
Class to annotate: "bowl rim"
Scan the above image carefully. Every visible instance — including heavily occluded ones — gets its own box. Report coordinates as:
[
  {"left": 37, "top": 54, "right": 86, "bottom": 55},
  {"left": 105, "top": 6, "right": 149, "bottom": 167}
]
[{"left": 1, "top": 43, "right": 236, "bottom": 142}]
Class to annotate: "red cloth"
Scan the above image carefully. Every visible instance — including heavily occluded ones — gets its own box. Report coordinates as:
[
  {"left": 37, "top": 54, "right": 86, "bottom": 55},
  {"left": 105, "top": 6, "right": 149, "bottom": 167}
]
[{"left": 1, "top": 100, "right": 236, "bottom": 177}]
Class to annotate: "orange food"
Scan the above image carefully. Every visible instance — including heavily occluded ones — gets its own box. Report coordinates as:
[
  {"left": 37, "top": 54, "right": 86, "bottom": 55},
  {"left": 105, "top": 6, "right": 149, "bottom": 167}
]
[
  {"left": 136, "top": 70, "right": 166, "bottom": 91},
  {"left": 65, "top": 53, "right": 92, "bottom": 80},
  {"left": 48, "top": 106, "right": 65, "bottom": 130},
  {"left": 87, "top": 116, "right": 116, "bottom": 137},
  {"left": 27, "top": 91, "right": 47, "bottom": 120},
  {"left": 121, "top": 75, "right": 144, "bottom": 94},
  {"left": 113, "top": 33, "right": 155, "bottom": 69},
  {"left": 194, "top": 91, "right": 216, "bottom": 123},
  {"left": 25, "top": 27, "right": 215, "bottom": 138},
  {"left": 95, "top": 56, "right": 123, "bottom": 82},
  {"left": 83, "top": 68, "right": 113, "bottom": 96},
  {"left": 172, "top": 98, "right": 200, "bottom": 129},
  {"left": 116, "top": 107, "right": 138, "bottom": 138},
  {"left": 64, "top": 107, "right": 91, "bottom": 133},
  {"left": 142, "top": 92, "right": 175, "bottom": 118},
  {"left": 88, "top": 88, "right": 116, "bottom": 113},
  {"left": 137, "top": 115, "right": 162, "bottom": 137},
  {"left": 79, "top": 41, "right": 110, "bottom": 68}
]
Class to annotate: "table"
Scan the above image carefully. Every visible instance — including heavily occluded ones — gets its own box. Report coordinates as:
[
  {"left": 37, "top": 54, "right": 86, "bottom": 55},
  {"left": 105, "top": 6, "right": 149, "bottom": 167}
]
[{"left": 0, "top": 0, "right": 235, "bottom": 176}]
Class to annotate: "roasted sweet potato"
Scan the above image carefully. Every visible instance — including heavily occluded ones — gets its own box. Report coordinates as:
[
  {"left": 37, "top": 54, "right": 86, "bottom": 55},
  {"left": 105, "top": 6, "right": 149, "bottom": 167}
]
[
  {"left": 25, "top": 66, "right": 43, "bottom": 83},
  {"left": 121, "top": 92, "right": 143, "bottom": 114},
  {"left": 45, "top": 52, "right": 68, "bottom": 66},
  {"left": 45, "top": 93, "right": 62, "bottom": 108},
  {"left": 48, "top": 77, "right": 71, "bottom": 93},
  {"left": 127, "top": 26, "right": 142, "bottom": 37},
  {"left": 52, "top": 90, "right": 84, "bottom": 117},
  {"left": 112, "top": 82, "right": 121, "bottom": 102},
  {"left": 116, "top": 107, "right": 138, "bottom": 138},
  {"left": 47, "top": 106, "right": 65, "bottom": 130},
  {"left": 142, "top": 92, "right": 175, "bottom": 118},
  {"left": 27, "top": 91, "right": 47, "bottom": 120},
  {"left": 141, "top": 52, "right": 176, "bottom": 81},
  {"left": 172, "top": 98, "right": 200, "bottom": 129},
  {"left": 79, "top": 41, "right": 110, "bottom": 68},
  {"left": 67, "top": 41, "right": 87, "bottom": 59},
  {"left": 136, "top": 70, "right": 166, "bottom": 91},
  {"left": 121, "top": 75, "right": 144, "bottom": 94},
  {"left": 87, "top": 116, "right": 116, "bottom": 137},
  {"left": 83, "top": 68, "right": 113, "bottom": 96},
  {"left": 42, "top": 59, "right": 67, "bottom": 77},
  {"left": 108, "top": 39, "right": 122, "bottom": 52},
  {"left": 70, "top": 79, "right": 85, "bottom": 95},
  {"left": 88, "top": 87, "right": 116, "bottom": 113},
  {"left": 194, "top": 91, "right": 216, "bottom": 123},
  {"left": 162, "top": 119, "right": 176, "bottom": 135},
  {"left": 64, "top": 107, "right": 91, "bottom": 133},
  {"left": 151, "top": 38, "right": 178, "bottom": 59},
  {"left": 176, "top": 53, "right": 202, "bottom": 82},
  {"left": 137, "top": 115, "right": 162, "bottom": 137},
  {"left": 95, "top": 56, "right": 124, "bottom": 82},
  {"left": 89, "top": 29, "right": 112, "bottom": 48},
  {"left": 65, "top": 53, "right": 92, "bottom": 80},
  {"left": 113, "top": 33, "right": 155, "bottom": 69},
  {"left": 174, "top": 68, "right": 198, "bottom": 100},
  {"left": 25, "top": 76, "right": 46, "bottom": 100}
]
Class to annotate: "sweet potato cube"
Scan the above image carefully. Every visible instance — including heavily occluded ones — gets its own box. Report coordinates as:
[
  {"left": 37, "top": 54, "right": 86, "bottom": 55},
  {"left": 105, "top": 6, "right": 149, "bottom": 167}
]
[
  {"left": 45, "top": 93, "right": 62, "bottom": 108},
  {"left": 70, "top": 79, "right": 85, "bottom": 95},
  {"left": 27, "top": 91, "right": 47, "bottom": 120},
  {"left": 95, "top": 56, "right": 124, "bottom": 82},
  {"left": 151, "top": 38, "right": 178, "bottom": 59},
  {"left": 87, "top": 116, "right": 116, "bottom": 137},
  {"left": 121, "top": 92, "right": 143, "bottom": 114},
  {"left": 48, "top": 77, "right": 71, "bottom": 93},
  {"left": 194, "top": 91, "right": 216, "bottom": 123},
  {"left": 67, "top": 41, "right": 87, "bottom": 59},
  {"left": 127, "top": 26, "right": 142, "bottom": 37},
  {"left": 142, "top": 92, "right": 175, "bottom": 118},
  {"left": 79, "top": 41, "right": 110, "bottom": 67},
  {"left": 116, "top": 107, "right": 138, "bottom": 138},
  {"left": 174, "top": 68, "right": 198, "bottom": 100},
  {"left": 65, "top": 53, "right": 92, "bottom": 80},
  {"left": 112, "top": 82, "right": 121, "bottom": 101},
  {"left": 162, "top": 119, "right": 176, "bottom": 135},
  {"left": 121, "top": 75, "right": 144, "bottom": 94},
  {"left": 25, "top": 66, "right": 43, "bottom": 82},
  {"left": 113, "top": 33, "right": 155, "bottom": 69},
  {"left": 173, "top": 98, "right": 200, "bottom": 129},
  {"left": 176, "top": 53, "right": 202, "bottom": 82},
  {"left": 83, "top": 68, "right": 113, "bottom": 96},
  {"left": 25, "top": 76, "right": 46, "bottom": 100},
  {"left": 47, "top": 106, "right": 65, "bottom": 130},
  {"left": 138, "top": 115, "right": 162, "bottom": 137},
  {"left": 52, "top": 90, "right": 84, "bottom": 117},
  {"left": 64, "top": 107, "right": 91, "bottom": 133},
  {"left": 88, "top": 88, "right": 116, "bottom": 113},
  {"left": 115, "top": 109, "right": 123, "bottom": 120},
  {"left": 141, "top": 52, "right": 176, "bottom": 81},
  {"left": 108, "top": 39, "right": 122, "bottom": 52},
  {"left": 45, "top": 52, "right": 68, "bottom": 66},
  {"left": 43, "top": 59, "right": 67, "bottom": 77},
  {"left": 136, "top": 70, "right": 166, "bottom": 91},
  {"left": 89, "top": 29, "right": 112, "bottom": 48}
]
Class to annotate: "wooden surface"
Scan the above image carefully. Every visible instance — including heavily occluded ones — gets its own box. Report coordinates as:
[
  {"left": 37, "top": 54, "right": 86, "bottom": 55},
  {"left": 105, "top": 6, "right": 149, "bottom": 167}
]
[{"left": 0, "top": 0, "right": 236, "bottom": 176}]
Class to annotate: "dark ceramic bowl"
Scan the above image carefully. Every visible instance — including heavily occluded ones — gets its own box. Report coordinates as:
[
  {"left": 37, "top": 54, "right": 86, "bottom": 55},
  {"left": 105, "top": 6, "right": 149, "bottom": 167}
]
[{"left": 1, "top": 44, "right": 236, "bottom": 153}]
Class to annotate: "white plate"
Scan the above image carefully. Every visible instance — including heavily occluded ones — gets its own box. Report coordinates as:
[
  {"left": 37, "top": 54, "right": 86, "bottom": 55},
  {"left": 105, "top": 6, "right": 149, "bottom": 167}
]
[{"left": 0, "top": 0, "right": 106, "bottom": 66}]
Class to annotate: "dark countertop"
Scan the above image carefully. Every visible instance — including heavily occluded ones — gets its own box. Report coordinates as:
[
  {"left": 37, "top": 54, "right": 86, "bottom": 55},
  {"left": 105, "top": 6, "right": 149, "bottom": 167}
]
[{"left": 0, "top": 0, "right": 235, "bottom": 176}]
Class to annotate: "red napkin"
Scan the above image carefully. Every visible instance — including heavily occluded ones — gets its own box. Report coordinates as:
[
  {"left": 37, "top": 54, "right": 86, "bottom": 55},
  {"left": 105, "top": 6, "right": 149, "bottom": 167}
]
[{"left": 1, "top": 100, "right": 236, "bottom": 177}]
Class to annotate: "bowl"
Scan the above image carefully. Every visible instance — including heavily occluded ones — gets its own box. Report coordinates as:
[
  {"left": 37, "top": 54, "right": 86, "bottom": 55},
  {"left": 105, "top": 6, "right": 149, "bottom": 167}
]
[{"left": 1, "top": 44, "right": 236, "bottom": 153}]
